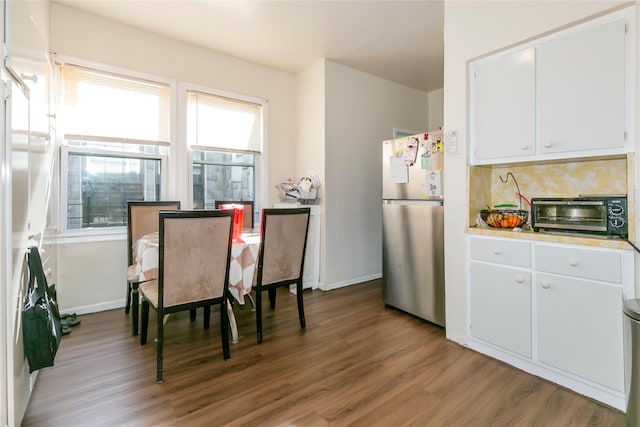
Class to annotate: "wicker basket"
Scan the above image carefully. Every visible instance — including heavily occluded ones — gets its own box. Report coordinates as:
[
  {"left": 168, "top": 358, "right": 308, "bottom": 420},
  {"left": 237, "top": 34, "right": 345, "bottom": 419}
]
[{"left": 480, "top": 209, "right": 528, "bottom": 228}]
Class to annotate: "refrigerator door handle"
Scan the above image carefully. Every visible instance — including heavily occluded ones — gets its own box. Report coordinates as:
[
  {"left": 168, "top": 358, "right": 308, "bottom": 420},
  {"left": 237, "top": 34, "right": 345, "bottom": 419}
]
[{"left": 383, "top": 199, "right": 443, "bottom": 206}]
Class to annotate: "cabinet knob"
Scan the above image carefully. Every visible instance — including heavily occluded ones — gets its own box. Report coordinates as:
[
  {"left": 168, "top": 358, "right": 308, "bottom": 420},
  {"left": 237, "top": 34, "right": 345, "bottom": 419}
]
[
  {"left": 493, "top": 248, "right": 501, "bottom": 255},
  {"left": 521, "top": 144, "right": 529, "bottom": 151},
  {"left": 569, "top": 259, "right": 578, "bottom": 267},
  {"left": 543, "top": 141, "right": 553, "bottom": 149},
  {"left": 515, "top": 275, "right": 525, "bottom": 284},
  {"left": 541, "top": 281, "right": 550, "bottom": 289}
]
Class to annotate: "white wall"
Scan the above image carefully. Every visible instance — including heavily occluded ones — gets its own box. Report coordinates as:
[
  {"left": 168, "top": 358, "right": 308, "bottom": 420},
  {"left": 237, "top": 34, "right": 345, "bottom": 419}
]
[
  {"left": 442, "top": 0, "right": 630, "bottom": 344},
  {"left": 428, "top": 88, "right": 444, "bottom": 131},
  {"left": 297, "top": 60, "right": 326, "bottom": 188},
  {"left": 297, "top": 60, "right": 326, "bottom": 287},
  {"left": 51, "top": 4, "right": 298, "bottom": 209},
  {"left": 323, "top": 60, "right": 429, "bottom": 289},
  {"left": 50, "top": 4, "right": 299, "bottom": 312}
]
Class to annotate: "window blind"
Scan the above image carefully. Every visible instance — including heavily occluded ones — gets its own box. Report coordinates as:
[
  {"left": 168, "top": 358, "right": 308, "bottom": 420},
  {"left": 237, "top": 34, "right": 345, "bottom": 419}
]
[
  {"left": 187, "top": 90, "right": 262, "bottom": 153},
  {"left": 61, "top": 65, "right": 170, "bottom": 145}
]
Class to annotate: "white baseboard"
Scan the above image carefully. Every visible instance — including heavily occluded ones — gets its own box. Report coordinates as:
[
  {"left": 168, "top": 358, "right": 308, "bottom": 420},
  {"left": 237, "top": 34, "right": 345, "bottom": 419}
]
[
  {"left": 61, "top": 299, "right": 124, "bottom": 316},
  {"left": 319, "top": 273, "right": 381, "bottom": 291},
  {"left": 64, "top": 274, "right": 383, "bottom": 314}
]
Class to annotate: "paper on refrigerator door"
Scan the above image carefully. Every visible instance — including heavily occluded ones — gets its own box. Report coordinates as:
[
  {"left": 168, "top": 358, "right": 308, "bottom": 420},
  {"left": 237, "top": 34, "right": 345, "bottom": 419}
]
[
  {"left": 426, "top": 170, "right": 442, "bottom": 197},
  {"left": 404, "top": 136, "right": 419, "bottom": 166},
  {"left": 389, "top": 155, "right": 408, "bottom": 183}
]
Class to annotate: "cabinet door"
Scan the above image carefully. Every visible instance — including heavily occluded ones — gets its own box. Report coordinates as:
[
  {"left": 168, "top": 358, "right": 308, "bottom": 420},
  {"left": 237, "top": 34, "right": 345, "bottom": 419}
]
[
  {"left": 470, "top": 262, "right": 531, "bottom": 357},
  {"left": 536, "top": 273, "right": 624, "bottom": 391},
  {"left": 537, "top": 19, "right": 626, "bottom": 154},
  {"left": 473, "top": 47, "right": 536, "bottom": 161}
]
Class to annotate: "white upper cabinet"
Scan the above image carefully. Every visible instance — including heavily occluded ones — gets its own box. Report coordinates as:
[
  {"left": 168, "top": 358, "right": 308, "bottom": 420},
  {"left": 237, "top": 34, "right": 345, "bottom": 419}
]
[
  {"left": 537, "top": 19, "right": 626, "bottom": 155},
  {"left": 470, "top": 11, "right": 632, "bottom": 165},
  {"left": 473, "top": 48, "right": 536, "bottom": 161}
]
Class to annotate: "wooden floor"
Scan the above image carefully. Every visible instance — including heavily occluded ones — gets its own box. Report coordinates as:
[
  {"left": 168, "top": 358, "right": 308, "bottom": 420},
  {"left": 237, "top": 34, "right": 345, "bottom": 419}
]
[{"left": 22, "top": 280, "right": 626, "bottom": 427}]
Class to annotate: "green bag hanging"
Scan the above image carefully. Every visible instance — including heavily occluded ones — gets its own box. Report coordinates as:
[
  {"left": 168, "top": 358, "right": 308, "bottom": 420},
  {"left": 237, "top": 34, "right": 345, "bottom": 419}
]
[{"left": 22, "top": 247, "right": 62, "bottom": 373}]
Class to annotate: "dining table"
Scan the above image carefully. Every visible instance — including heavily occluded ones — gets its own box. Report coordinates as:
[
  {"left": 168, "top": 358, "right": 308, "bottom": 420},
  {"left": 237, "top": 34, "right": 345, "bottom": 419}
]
[{"left": 132, "top": 230, "right": 261, "bottom": 343}]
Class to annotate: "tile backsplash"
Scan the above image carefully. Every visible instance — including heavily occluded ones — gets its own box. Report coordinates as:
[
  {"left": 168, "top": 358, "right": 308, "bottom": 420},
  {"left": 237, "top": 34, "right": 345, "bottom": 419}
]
[{"left": 468, "top": 156, "right": 631, "bottom": 227}]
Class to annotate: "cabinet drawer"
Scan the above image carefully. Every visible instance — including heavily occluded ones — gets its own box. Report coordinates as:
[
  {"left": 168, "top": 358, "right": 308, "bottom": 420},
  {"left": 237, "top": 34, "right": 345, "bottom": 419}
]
[
  {"left": 469, "top": 237, "right": 531, "bottom": 268},
  {"left": 535, "top": 245, "right": 621, "bottom": 283}
]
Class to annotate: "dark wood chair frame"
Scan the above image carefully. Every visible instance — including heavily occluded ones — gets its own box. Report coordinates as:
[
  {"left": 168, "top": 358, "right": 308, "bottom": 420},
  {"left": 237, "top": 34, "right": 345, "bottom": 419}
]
[
  {"left": 125, "top": 200, "right": 181, "bottom": 336},
  {"left": 253, "top": 207, "right": 311, "bottom": 344},
  {"left": 139, "top": 209, "right": 235, "bottom": 383},
  {"left": 214, "top": 200, "right": 255, "bottom": 229}
]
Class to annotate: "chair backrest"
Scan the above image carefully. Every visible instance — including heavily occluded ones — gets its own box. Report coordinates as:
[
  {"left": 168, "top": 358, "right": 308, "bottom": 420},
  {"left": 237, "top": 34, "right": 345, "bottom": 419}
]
[
  {"left": 159, "top": 210, "right": 234, "bottom": 308},
  {"left": 214, "top": 200, "right": 255, "bottom": 229},
  {"left": 257, "top": 208, "right": 311, "bottom": 287},
  {"left": 127, "top": 201, "right": 181, "bottom": 265}
]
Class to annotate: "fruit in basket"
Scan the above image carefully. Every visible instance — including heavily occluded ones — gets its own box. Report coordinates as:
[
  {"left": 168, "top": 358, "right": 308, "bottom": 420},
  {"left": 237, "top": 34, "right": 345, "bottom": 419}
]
[
  {"left": 486, "top": 211, "right": 502, "bottom": 225},
  {"left": 507, "top": 214, "right": 521, "bottom": 227},
  {"left": 481, "top": 209, "right": 527, "bottom": 228}
]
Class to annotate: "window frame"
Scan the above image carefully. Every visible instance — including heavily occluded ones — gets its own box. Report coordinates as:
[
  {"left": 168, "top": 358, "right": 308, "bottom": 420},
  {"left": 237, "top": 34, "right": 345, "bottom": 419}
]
[
  {"left": 55, "top": 57, "right": 176, "bottom": 238},
  {"left": 59, "top": 143, "right": 168, "bottom": 236},
  {"left": 191, "top": 151, "right": 256, "bottom": 210},
  {"left": 179, "top": 82, "right": 268, "bottom": 215}
]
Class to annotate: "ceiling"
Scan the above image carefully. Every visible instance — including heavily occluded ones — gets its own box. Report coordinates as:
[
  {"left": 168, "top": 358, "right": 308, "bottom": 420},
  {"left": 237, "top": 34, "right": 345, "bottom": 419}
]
[{"left": 52, "top": 0, "right": 444, "bottom": 93}]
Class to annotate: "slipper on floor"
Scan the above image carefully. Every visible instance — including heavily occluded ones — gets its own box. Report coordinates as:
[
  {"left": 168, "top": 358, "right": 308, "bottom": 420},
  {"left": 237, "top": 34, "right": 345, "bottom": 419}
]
[
  {"left": 61, "top": 324, "right": 71, "bottom": 335},
  {"left": 61, "top": 313, "right": 81, "bottom": 327}
]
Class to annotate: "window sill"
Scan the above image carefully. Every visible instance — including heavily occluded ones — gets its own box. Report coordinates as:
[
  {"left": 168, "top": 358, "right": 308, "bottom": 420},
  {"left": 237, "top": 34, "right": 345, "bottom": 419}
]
[{"left": 56, "top": 227, "right": 127, "bottom": 245}]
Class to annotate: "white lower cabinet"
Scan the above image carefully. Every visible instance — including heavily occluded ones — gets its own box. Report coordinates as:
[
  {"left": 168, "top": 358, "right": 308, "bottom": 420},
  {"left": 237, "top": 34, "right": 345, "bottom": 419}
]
[
  {"left": 536, "top": 272, "right": 623, "bottom": 391},
  {"left": 470, "top": 262, "right": 531, "bottom": 357},
  {"left": 467, "top": 235, "right": 633, "bottom": 410}
]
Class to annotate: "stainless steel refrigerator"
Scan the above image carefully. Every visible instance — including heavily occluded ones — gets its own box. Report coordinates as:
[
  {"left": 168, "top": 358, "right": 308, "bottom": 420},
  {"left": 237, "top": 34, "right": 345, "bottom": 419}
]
[{"left": 382, "top": 130, "right": 445, "bottom": 327}]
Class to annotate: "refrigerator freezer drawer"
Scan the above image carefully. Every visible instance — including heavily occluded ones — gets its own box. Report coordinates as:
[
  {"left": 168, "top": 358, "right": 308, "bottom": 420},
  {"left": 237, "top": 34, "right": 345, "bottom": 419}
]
[{"left": 382, "top": 201, "right": 445, "bottom": 326}]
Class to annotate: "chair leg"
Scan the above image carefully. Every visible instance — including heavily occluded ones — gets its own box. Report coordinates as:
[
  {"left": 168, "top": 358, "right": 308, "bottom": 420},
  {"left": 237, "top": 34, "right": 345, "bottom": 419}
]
[
  {"left": 256, "top": 289, "right": 263, "bottom": 344},
  {"left": 190, "top": 309, "right": 196, "bottom": 322},
  {"left": 203, "top": 305, "right": 211, "bottom": 330},
  {"left": 157, "top": 309, "right": 164, "bottom": 383},
  {"left": 297, "top": 280, "right": 306, "bottom": 328},
  {"left": 246, "top": 292, "right": 256, "bottom": 312},
  {"left": 269, "top": 288, "right": 276, "bottom": 309},
  {"left": 125, "top": 282, "right": 131, "bottom": 314},
  {"left": 131, "top": 283, "right": 140, "bottom": 336},
  {"left": 221, "top": 300, "right": 230, "bottom": 360},
  {"left": 227, "top": 300, "right": 239, "bottom": 344},
  {"left": 140, "top": 299, "right": 149, "bottom": 345}
]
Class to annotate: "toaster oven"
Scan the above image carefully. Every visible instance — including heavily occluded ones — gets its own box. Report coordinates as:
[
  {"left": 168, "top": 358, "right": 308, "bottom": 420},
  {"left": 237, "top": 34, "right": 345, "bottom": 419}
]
[{"left": 531, "top": 196, "right": 628, "bottom": 238}]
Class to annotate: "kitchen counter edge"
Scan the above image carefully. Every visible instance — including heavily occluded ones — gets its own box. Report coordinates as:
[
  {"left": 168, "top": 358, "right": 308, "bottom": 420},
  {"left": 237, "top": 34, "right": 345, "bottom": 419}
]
[{"left": 465, "top": 227, "right": 632, "bottom": 250}]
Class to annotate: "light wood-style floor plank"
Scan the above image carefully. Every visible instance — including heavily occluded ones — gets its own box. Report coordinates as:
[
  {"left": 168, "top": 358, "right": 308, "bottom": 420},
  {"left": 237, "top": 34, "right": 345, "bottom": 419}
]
[{"left": 22, "top": 280, "right": 626, "bottom": 426}]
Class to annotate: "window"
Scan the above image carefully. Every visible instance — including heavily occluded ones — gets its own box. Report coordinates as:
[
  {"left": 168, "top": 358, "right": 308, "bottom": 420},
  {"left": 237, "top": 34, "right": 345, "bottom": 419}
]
[
  {"left": 192, "top": 151, "right": 254, "bottom": 209},
  {"left": 186, "top": 89, "right": 264, "bottom": 220},
  {"left": 59, "top": 65, "right": 170, "bottom": 231}
]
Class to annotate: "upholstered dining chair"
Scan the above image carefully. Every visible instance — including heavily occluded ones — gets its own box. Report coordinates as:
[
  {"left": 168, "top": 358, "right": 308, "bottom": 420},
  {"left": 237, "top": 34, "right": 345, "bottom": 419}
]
[
  {"left": 126, "top": 201, "right": 180, "bottom": 336},
  {"left": 214, "top": 200, "right": 255, "bottom": 229},
  {"left": 253, "top": 207, "right": 311, "bottom": 344},
  {"left": 139, "top": 209, "right": 234, "bottom": 383}
]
